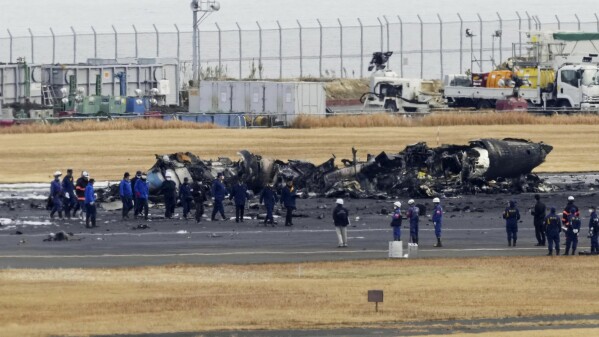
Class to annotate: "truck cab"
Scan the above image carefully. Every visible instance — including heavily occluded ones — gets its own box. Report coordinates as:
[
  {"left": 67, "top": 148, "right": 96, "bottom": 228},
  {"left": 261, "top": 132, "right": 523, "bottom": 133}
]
[{"left": 555, "top": 64, "right": 599, "bottom": 109}]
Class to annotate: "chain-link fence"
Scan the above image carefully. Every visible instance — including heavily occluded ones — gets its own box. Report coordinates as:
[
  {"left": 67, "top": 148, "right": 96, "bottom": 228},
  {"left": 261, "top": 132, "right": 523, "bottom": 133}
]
[{"left": 1, "top": 12, "right": 599, "bottom": 81}]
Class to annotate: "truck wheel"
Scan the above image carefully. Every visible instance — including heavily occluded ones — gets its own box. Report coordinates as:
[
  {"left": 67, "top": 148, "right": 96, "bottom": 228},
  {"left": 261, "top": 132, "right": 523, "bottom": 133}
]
[{"left": 477, "top": 100, "right": 493, "bottom": 110}]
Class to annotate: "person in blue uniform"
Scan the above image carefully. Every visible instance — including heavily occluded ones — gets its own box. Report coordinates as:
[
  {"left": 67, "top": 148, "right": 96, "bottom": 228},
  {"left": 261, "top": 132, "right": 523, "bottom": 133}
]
[
  {"left": 85, "top": 178, "right": 97, "bottom": 228},
  {"left": 50, "top": 171, "right": 64, "bottom": 220},
  {"left": 565, "top": 212, "right": 581, "bottom": 256},
  {"left": 119, "top": 172, "right": 133, "bottom": 219},
  {"left": 432, "top": 197, "right": 443, "bottom": 247},
  {"left": 503, "top": 200, "right": 520, "bottom": 247},
  {"left": 134, "top": 174, "right": 149, "bottom": 220}
]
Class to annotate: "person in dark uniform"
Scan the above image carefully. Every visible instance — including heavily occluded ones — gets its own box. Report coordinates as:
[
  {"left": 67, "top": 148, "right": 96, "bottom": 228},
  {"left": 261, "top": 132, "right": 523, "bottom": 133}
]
[
  {"left": 432, "top": 197, "right": 443, "bottom": 247},
  {"left": 503, "top": 200, "right": 520, "bottom": 247},
  {"left": 545, "top": 207, "right": 562, "bottom": 256},
  {"left": 84, "top": 178, "right": 97, "bottom": 228},
  {"left": 332, "top": 199, "right": 350, "bottom": 247},
  {"left": 406, "top": 199, "right": 419, "bottom": 244},
  {"left": 260, "top": 183, "right": 278, "bottom": 226},
  {"left": 62, "top": 169, "right": 76, "bottom": 219},
  {"left": 134, "top": 174, "right": 149, "bottom": 220},
  {"left": 179, "top": 177, "right": 193, "bottom": 220},
  {"left": 589, "top": 206, "right": 599, "bottom": 255},
  {"left": 531, "top": 194, "right": 546, "bottom": 246},
  {"left": 211, "top": 172, "right": 227, "bottom": 221},
  {"left": 191, "top": 181, "right": 207, "bottom": 223},
  {"left": 565, "top": 212, "right": 581, "bottom": 256},
  {"left": 230, "top": 179, "right": 249, "bottom": 223},
  {"left": 281, "top": 180, "right": 297, "bottom": 226},
  {"left": 390, "top": 201, "right": 402, "bottom": 241},
  {"left": 161, "top": 172, "right": 177, "bottom": 219},
  {"left": 74, "top": 171, "right": 89, "bottom": 220},
  {"left": 130, "top": 171, "right": 142, "bottom": 217}
]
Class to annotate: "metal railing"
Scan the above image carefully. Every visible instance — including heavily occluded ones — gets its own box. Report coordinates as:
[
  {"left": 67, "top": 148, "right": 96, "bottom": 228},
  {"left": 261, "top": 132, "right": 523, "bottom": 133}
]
[{"left": 1, "top": 12, "right": 599, "bottom": 81}]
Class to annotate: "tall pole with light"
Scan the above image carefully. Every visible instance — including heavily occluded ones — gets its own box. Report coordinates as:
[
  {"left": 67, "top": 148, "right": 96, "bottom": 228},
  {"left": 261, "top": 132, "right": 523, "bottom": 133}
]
[{"left": 191, "top": 0, "right": 221, "bottom": 86}]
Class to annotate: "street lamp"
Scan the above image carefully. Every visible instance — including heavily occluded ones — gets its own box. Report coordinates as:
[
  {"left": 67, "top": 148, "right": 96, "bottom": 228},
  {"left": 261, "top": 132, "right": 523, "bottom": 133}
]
[{"left": 191, "top": 0, "right": 221, "bottom": 86}]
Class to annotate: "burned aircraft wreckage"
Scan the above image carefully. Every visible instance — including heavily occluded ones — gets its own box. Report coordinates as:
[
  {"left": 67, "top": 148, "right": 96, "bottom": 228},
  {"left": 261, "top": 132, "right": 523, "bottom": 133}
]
[{"left": 101, "top": 138, "right": 553, "bottom": 202}]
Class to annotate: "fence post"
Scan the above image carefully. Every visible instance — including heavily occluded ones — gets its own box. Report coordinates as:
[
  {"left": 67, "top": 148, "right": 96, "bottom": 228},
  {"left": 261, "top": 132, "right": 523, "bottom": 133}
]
[
  {"left": 377, "top": 17, "right": 384, "bottom": 52},
  {"left": 437, "top": 14, "right": 443, "bottom": 79},
  {"left": 338, "top": 18, "right": 343, "bottom": 78},
  {"left": 91, "top": 26, "right": 97, "bottom": 58},
  {"left": 7, "top": 29, "right": 13, "bottom": 63},
  {"left": 515, "top": 12, "right": 522, "bottom": 56},
  {"left": 153, "top": 24, "right": 159, "bottom": 57},
  {"left": 256, "top": 22, "right": 262, "bottom": 79},
  {"left": 277, "top": 20, "right": 282, "bottom": 80},
  {"left": 595, "top": 13, "right": 599, "bottom": 32},
  {"left": 132, "top": 25, "right": 138, "bottom": 58},
  {"left": 237, "top": 22, "right": 243, "bottom": 79},
  {"left": 555, "top": 15, "right": 561, "bottom": 30},
  {"left": 535, "top": 16, "right": 542, "bottom": 31},
  {"left": 50, "top": 28, "right": 55, "bottom": 64},
  {"left": 216, "top": 23, "right": 222, "bottom": 77},
  {"left": 575, "top": 14, "right": 581, "bottom": 31},
  {"left": 317, "top": 19, "right": 323, "bottom": 78},
  {"left": 525, "top": 11, "right": 532, "bottom": 31},
  {"left": 110, "top": 25, "right": 118, "bottom": 59},
  {"left": 358, "top": 18, "right": 364, "bottom": 78},
  {"left": 398, "top": 15, "right": 403, "bottom": 77},
  {"left": 456, "top": 13, "right": 463, "bottom": 74},
  {"left": 297, "top": 20, "right": 303, "bottom": 78},
  {"left": 174, "top": 24, "right": 180, "bottom": 61},
  {"left": 383, "top": 15, "right": 390, "bottom": 52},
  {"left": 28, "top": 28, "right": 34, "bottom": 64},
  {"left": 71, "top": 26, "right": 77, "bottom": 63},
  {"left": 496, "top": 12, "right": 503, "bottom": 66},
  {"left": 417, "top": 15, "right": 424, "bottom": 78},
  {"left": 477, "top": 13, "right": 483, "bottom": 72}
]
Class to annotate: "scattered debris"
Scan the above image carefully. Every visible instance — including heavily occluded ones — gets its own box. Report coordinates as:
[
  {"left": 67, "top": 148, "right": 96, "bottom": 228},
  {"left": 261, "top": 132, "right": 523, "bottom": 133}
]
[
  {"left": 132, "top": 224, "right": 150, "bottom": 230},
  {"left": 43, "top": 231, "right": 74, "bottom": 242}
]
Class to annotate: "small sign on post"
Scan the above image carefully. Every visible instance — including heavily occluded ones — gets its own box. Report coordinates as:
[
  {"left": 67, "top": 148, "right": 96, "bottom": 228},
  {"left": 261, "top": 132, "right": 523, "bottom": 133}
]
[{"left": 367, "top": 289, "right": 384, "bottom": 312}]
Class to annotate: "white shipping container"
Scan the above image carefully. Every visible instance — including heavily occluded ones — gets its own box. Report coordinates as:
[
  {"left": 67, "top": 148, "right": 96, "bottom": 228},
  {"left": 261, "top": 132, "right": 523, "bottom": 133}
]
[{"left": 193, "top": 81, "right": 326, "bottom": 124}]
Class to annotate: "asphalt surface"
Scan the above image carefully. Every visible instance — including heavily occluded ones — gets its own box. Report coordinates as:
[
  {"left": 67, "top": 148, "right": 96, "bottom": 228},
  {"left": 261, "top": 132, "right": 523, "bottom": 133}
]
[{"left": 1, "top": 174, "right": 598, "bottom": 269}]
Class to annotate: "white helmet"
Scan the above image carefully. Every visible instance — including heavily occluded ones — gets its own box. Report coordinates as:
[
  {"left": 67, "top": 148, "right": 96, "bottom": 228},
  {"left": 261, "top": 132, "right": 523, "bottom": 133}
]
[
  {"left": 336, "top": 198, "right": 344, "bottom": 205},
  {"left": 165, "top": 172, "right": 172, "bottom": 180},
  {"left": 408, "top": 199, "right": 415, "bottom": 205},
  {"left": 433, "top": 197, "right": 441, "bottom": 203},
  {"left": 394, "top": 201, "right": 402, "bottom": 208},
  {"left": 54, "top": 170, "right": 62, "bottom": 177},
  {"left": 82, "top": 171, "right": 89, "bottom": 178},
  {"left": 568, "top": 196, "right": 574, "bottom": 201}
]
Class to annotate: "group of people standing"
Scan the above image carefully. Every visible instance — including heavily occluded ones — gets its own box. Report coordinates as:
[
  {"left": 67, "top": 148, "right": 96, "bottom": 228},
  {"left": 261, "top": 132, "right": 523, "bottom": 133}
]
[
  {"left": 49, "top": 170, "right": 96, "bottom": 228},
  {"left": 504, "top": 194, "right": 599, "bottom": 255},
  {"left": 332, "top": 197, "right": 444, "bottom": 248}
]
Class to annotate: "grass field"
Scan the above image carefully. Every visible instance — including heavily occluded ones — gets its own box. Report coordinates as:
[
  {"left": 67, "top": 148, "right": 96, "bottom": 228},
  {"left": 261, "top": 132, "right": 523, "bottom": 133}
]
[
  {"left": 1, "top": 257, "right": 598, "bottom": 337},
  {"left": 0, "top": 124, "right": 597, "bottom": 182}
]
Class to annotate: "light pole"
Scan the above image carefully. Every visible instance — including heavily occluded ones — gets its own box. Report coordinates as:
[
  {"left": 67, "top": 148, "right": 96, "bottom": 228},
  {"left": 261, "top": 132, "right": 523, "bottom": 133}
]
[{"left": 191, "top": 0, "right": 221, "bottom": 86}]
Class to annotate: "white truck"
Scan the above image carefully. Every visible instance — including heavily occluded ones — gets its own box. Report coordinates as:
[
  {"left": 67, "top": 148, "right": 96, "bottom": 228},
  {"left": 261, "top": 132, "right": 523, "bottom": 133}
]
[
  {"left": 444, "top": 32, "right": 599, "bottom": 111},
  {"left": 445, "top": 63, "right": 599, "bottom": 110}
]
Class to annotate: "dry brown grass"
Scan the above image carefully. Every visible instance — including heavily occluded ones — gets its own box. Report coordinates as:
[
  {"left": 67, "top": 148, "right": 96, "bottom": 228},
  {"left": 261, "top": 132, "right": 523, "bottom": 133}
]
[
  {"left": 1, "top": 257, "right": 598, "bottom": 337},
  {"left": 418, "top": 329, "right": 599, "bottom": 337},
  {"left": 291, "top": 112, "right": 599, "bottom": 128},
  {"left": 324, "top": 78, "right": 369, "bottom": 100},
  {"left": 0, "top": 124, "right": 597, "bottom": 182},
  {"left": 0, "top": 118, "right": 218, "bottom": 134}
]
